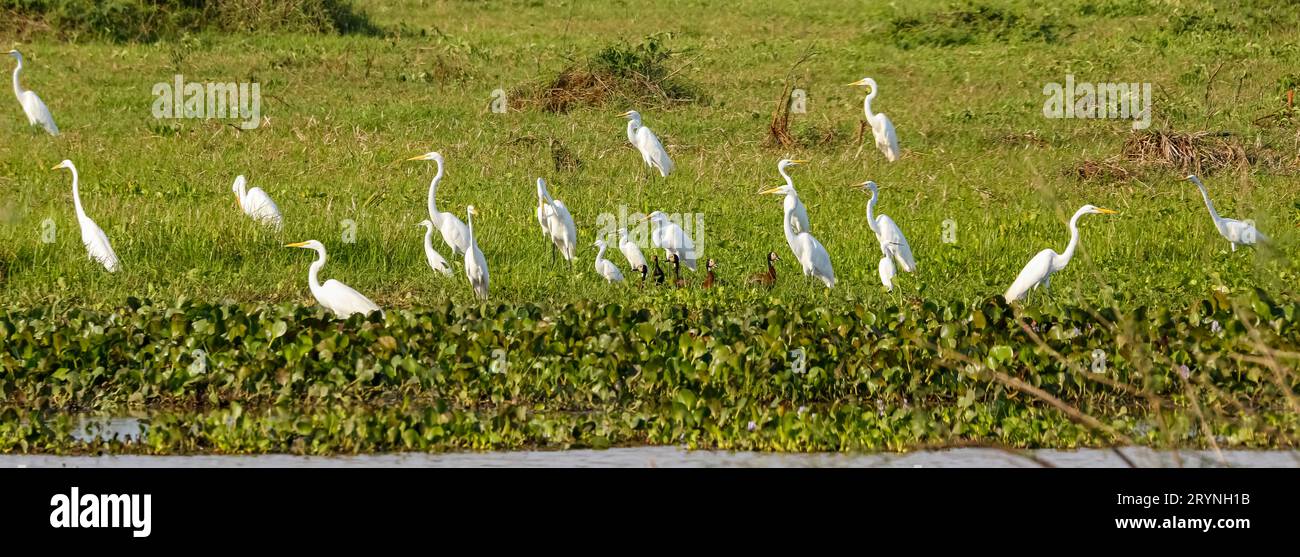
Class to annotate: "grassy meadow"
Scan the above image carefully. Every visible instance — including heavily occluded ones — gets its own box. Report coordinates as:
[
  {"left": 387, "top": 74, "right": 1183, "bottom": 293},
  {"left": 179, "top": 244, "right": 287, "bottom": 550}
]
[{"left": 2, "top": 0, "right": 1299, "bottom": 454}]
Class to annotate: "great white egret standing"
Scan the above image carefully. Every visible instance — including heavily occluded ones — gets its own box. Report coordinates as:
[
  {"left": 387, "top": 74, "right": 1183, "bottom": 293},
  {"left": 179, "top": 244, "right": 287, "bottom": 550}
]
[
  {"left": 593, "top": 239, "right": 624, "bottom": 283},
  {"left": 8, "top": 50, "right": 58, "bottom": 136},
  {"left": 408, "top": 152, "right": 470, "bottom": 257},
  {"left": 1186, "top": 175, "right": 1267, "bottom": 250},
  {"left": 858, "top": 181, "right": 915, "bottom": 291},
  {"left": 1004, "top": 205, "right": 1118, "bottom": 302},
  {"left": 848, "top": 77, "right": 899, "bottom": 162},
  {"left": 464, "top": 205, "right": 489, "bottom": 299},
  {"left": 52, "top": 160, "right": 119, "bottom": 272},
  {"left": 284, "top": 240, "right": 382, "bottom": 318},
  {"left": 761, "top": 189, "right": 835, "bottom": 288},
  {"left": 535, "top": 177, "right": 577, "bottom": 264},
  {"left": 617, "top": 227, "right": 646, "bottom": 273},
  {"left": 757, "top": 184, "right": 811, "bottom": 264},
  {"left": 231, "top": 175, "right": 282, "bottom": 228},
  {"left": 775, "top": 159, "right": 811, "bottom": 234},
  {"left": 645, "top": 211, "right": 697, "bottom": 271},
  {"left": 619, "top": 110, "right": 674, "bottom": 178},
  {"left": 417, "top": 220, "right": 453, "bottom": 276}
]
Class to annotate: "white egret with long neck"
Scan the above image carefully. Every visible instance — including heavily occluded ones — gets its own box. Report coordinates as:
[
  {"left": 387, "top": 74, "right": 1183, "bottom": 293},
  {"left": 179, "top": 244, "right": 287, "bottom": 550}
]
[
  {"left": 9, "top": 50, "right": 58, "bottom": 135},
  {"left": 231, "top": 175, "right": 282, "bottom": 228},
  {"left": 619, "top": 110, "right": 674, "bottom": 178},
  {"left": 848, "top": 77, "right": 899, "bottom": 162},
  {"left": 761, "top": 188, "right": 835, "bottom": 288},
  {"left": 284, "top": 240, "right": 382, "bottom": 318},
  {"left": 464, "top": 205, "right": 489, "bottom": 299},
  {"left": 758, "top": 184, "right": 809, "bottom": 262},
  {"left": 775, "top": 159, "right": 811, "bottom": 234},
  {"left": 535, "top": 177, "right": 577, "bottom": 263},
  {"left": 617, "top": 227, "right": 646, "bottom": 273},
  {"left": 1186, "top": 175, "right": 1267, "bottom": 251},
  {"left": 52, "top": 160, "right": 119, "bottom": 272},
  {"left": 593, "top": 239, "right": 624, "bottom": 283},
  {"left": 1004, "top": 205, "right": 1118, "bottom": 302},
  {"left": 644, "top": 211, "right": 697, "bottom": 271},
  {"left": 408, "top": 152, "right": 470, "bottom": 257},
  {"left": 417, "top": 220, "right": 453, "bottom": 276},
  {"left": 858, "top": 181, "right": 915, "bottom": 291}
]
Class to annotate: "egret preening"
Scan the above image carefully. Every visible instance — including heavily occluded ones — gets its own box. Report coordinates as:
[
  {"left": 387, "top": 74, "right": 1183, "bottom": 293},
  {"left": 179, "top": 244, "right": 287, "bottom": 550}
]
[
  {"left": 8, "top": 50, "right": 58, "bottom": 136},
  {"left": 408, "top": 152, "right": 470, "bottom": 257},
  {"left": 417, "top": 220, "right": 454, "bottom": 276},
  {"left": 52, "top": 160, "right": 119, "bottom": 272},
  {"left": 645, "top": 211, "right": 697, "bottom": 271},
  {"left": 463, "top": 205, "right": 489, "bottom": 299},
  {"left": 761, "top": 189, "right": 835, "bottom": 288},
  {"left": 231, "top": 175, "right": 282, "bottom": 228},
  {"left": 858, "top": 181, "right": 915, "bottom": 291},
  {"left": 619, "top": 110, "right": 674, "bottom": 178},
  {"left": 617, "top": 227, "right": 647, "bottom": 273},
  {"left": 758, "top": 184, "right": 812, "bottom": 265},
  {"left": 535, "top": 178, "right": 577, "bottom": 264},
  {"left": 593, "top": 239, "right": 624, "bottom": 283},
  {"left": 1187, "top": 175, "right": 1268, "bottom": 250},
  {"left": 848, "top": 77, "right": 899, "bottom": 162},
  {"left": 285, "top": 240, "right": 382, "bottom": 318},
  {"left": 775, "top": 159, "right": 811, "bottom": 234},
  {"left": 1004, "top": 205, "right": 1118, "bottom": 303}
]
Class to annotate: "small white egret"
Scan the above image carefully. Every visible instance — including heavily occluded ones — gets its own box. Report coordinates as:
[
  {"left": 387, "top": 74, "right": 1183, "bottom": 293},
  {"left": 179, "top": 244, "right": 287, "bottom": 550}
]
[
  {"left": 408, "top": 152, "right": 470, "bottom": 257},
  {"left": 8, "top": 50, "right": 58, "bottom": 136},
  {"left": 848, "top": 77, "right": 899, "bottom": 162},
  {"left": 52, "top": 160, "right": 119, "bottom": 272},
  {"left": 617, "top": 227, "right": 647, "bottom": 272},
  {"left": 757, "top": 184, "right": 811, "bottom": 263},
  {"left": 464, "top": 205, "right": 489, "bottom": 299},
  {"left": 231, "top": 175, "right": 282, "bottom": 228},
  {"left": 775, "top": 159, "right": 811, "bottom": 234},
  {"left": 1187, "top": 175, "right": 1268, "bottom": 250},
  {"left": 535, "top": 178, "right": 577, "bottom": 263},
  {"left": 593, "top": 239, "right": 624, "bottom": 283},
  {"left": 1004, "top": 205, "right": 1118, "bottom": 303},
  {"left": 858, "top": 181, "right": 916, "bottom": 291},
  {"left": 285, "top": 240, "right": 382, "bottom": 318},
  {"left": 619, "top": 110, "right": 674, "bottom": 178},
  {"left": 417, "top": 220, "right": 453, "bottom": 276},
  {"left": 761, "top": 189, "right": 835, "bottom": 288},
  {"left": 644, "top": 211, "right": 697, "bottom": 271}
]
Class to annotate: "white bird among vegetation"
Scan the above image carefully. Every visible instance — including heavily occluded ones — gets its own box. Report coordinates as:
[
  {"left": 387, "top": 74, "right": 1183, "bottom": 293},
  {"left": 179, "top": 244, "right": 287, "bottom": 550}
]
[
  {"left": 417, "top": 220, "right": 453, "bottom": 276},
  {"left": 1186, "top": 175, "right": 1267, "bottom": 251},
  {"left": 1004, "top": 205, "right": 1118, "bottom": 303},
  {"left": 535, "top": 178, "right": 577, "bottom": 263},
  {"left": 761, "top": 188, "right": 835, "bottom": 288},
  {"left": 758, "top": 184, "right": 811, "bottom": 265},
  {"left": 848, "top": 77, "right": 899, "bottom": 162},
  {"left": 52, "top": 160, "right": 119, "bottom": 272},
  {"left": 231, "top": 175, "right": 282, "bottom": 228},
  {"left": 645, "top": 211, "right": 696, "bottom": 271},
  {"left": 593, "top": 239, "right": 624, "bottom": 283},
  {"left": 619, "top": 110, "right": 674, "bottom": 178},
  {"left": 408, "top": 151, "right": 470, "bottom": 257},
  {"left": 617, "top": 227, "right": 646, "bottom": 273},
  {"left": 285, "top": 240, "right": 382, "bottom": 318},
  {"left": 463, "top": 205, "right": 489, "bottom": 299},
  {"left": 775, "top": 158, "right": 811, "bottom": 234},
  {"left": 858, "top": 181, "right": 915, "bottom": 291},
  {"left": 8, "top": 50, "right": 59, "bottom": 136}
]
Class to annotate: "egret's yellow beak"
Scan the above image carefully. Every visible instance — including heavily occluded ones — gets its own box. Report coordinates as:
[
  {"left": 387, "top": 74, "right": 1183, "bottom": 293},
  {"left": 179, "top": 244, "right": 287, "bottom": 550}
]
[
  {"left": 790, "top": 159, "right": 810, "bottom": 165},
  {"left": 50, "top": 164, "right": 62, "bottom": 170},
  {"left": 846, "top": 78, "right": 868, "bottom": 86},
  {"left": 1096, "top": 208, "right": 1119, "bottom": 215},
  {"left": 406, "top": 154, "right": 431, "bottom": 161},
  {"left": 285, "top": 241, "right": 310, "bottom": 248},
  {"left": 617, "top": 111, "right": 632, "bottom": 117},
  {"left": 758, "top": 186, "right": 784, "bottom": 195}
]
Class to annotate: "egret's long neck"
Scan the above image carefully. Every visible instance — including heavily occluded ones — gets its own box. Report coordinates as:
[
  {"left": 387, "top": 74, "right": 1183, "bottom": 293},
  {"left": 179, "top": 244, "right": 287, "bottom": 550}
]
[
  {"left": 782, "top": 201, "right": 797, "bottom": 247},
  {"left": 235, "top": 181, "right": 247, "bottom": 207},
  {"left": 1193, "top": 181, "right": 1221, "bottom": 222},
  {"left": 466, "top": 212, "right": 476, "bottom": 249},
  {"left": 427, "top": 160, "right": 444, "bottom": 224},
  {"left": 423, "top": 225, "right": 435, "bottom": 252},
  {"left": 307, "top": 249, "right": 326, "bottom": 297},
  {"left": 863, "top": 87, "right": 877, "bottom": 121},
  {"left": 596, "top": 243, "right": 607, "bottom": 262},
  {"left": 626, "top": 119, "right": 639, "bottom": 144},
  {"left": 779, "top": 166, "right": 794, "bottom": 189},
  {"left": 69, "top": 166, "right": 86, "bottom": 219},
  {"left": 865, "top": 188, "right": 881, "bottom": 235},
  {"left": 11, "top": 56, "right": 23, "bottom": 100},
  {"left": 1058, "top": 209, "right": 1086, "bottom": 267}
]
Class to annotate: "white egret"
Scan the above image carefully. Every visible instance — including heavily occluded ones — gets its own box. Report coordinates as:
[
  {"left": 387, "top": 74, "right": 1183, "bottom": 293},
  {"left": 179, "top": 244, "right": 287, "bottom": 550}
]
[
  {"left": 645, "top": 211, "right": 697, "bottom": 271},
  {"left": 284, "top": 240, "right": 382, "bottom": 318},
  {"left": 761, "top": 189, "right": 835, "bottom": 288},
  {"left": 231, "top": 175, "right": 282, "bottom": 228},
  {"left": 858, "top": 180, "right": 916, "bottom": 291},
  {"left": 775, "top": 159, "right": 811, "bottom": 234},
  {"left": 757, "top": 184, "right": 810, "bottom": 262},
  {"left": 848, "top": 77, "right": 899, "bottom": 162},
  {"left": 52, "top": 160, "right": 119, "bottom": 272},
  {"left": 1004, "top": 205, "right": 1118, "bottom": 303},
  {"left": 417, "top": 220, "right": 453, "bottom": 276},
  {"left": 535, "top": 178, "right": 577, "bottom": 263},
  {"left": 464, "top": 205, "right": 489, "bottom": 299},
  {"left": 1187, "top": 175, "right": 1268, "bottom": 250},
  {"left": 617, "top": 227, "right": 647, "bottom": 273},
  {"left": 619, "top": 110, "right": 674, "bottom": 178},
  {"left": 8, "top": 50, "right": 58, "bottom": 136},
  {"left": 408, "top": 152, "right": 470, "bottom": 257},
  {"left": 593, "top": 239, "right": 624, "bottom": 283}
]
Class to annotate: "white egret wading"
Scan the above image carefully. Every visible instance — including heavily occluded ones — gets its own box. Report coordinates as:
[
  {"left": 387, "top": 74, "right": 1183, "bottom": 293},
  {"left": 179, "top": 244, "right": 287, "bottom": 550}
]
[
  {"left": 9, "top": 50, "right": 59, "bottom": 135},
  {"left": 859, "top": 181, "right": 915, "bottom": 291},
  {"left": 52, "top": 160, "right": 119, "bottom": 272},
  {"left": 761, "top": 188, "right": 835, "bottom": 288},
  {"left": 1004, "top": 205, "right": 1118, "bottom": 302},
  {"left": 1187, "top": 175, "right": 1267, "bottom": 251},
  {"left": 231, "top": 175, "right": 282, "bottom": 228},
  {"left": 408, "top": 152, "right": 470, "bottom": 257},
  {"left": 285, "top": 240, "right": 382, "bottom": 318},
  {"left": 463, "top": 205, "right": 489, "bottom": 299},
  {"left": 848, "top": 77, "right": 899, "bottom": 162}
]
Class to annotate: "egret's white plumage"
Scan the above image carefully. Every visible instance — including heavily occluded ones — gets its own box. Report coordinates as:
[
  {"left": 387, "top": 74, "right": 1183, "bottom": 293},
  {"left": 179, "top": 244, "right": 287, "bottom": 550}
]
[
  {"left": 1004, "top": 205, "right": 1118, "bottom": 302},
  {"left": 52, "top": 160, "right": 119, "bottom": 272},
  {"left": 536, "top": 178, "right": 577, "bottom": 262},
  {"left": 859, "top": 181, "right": 915, "bottom": 290},
  {"left": 776, "top": 159, "right": 811, "bottom": 234},
  {"left": 418, "top": 220, "right": 453, "bottom": 276},
  {"left": 617, "top": 227, "right": 646, "bottom": 272},
  {"left": 593, "top": 239, "right": 624, "bottom": 283},
  {"left": 231, "top": 175, "right": 282, "bottom": 228},
  {"left": 409, "top": 152, "right": 470, "bottom": 257},
  {"left": 763, "top": 188, "right": 835, "bottom": 288},
  {"left": 1187, "top": 175, "right": 1267, "bottom": 251},
  {"left": 285, "top": 240, "right": 382, "bottom": 318},
  {"left": 849, "top": 77, "right": 899, "bottom": 162},
  {"left": 464, "top": 205, "right": 489, "bottom": 299},
  {"left": 646, "top": 211, "right": 697, "bottom": 271},
  {"left": 878, "top": 246, "right": 897, "bottom": 292},
  {"left": 9, "top": 50, "right": 58, "bottom": 136},
  {"left": 758, "top": 184, "right": 811, "bottom": 264},
  {"left": 620, "top": 110, "right": 674, "bottom": 177}
]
